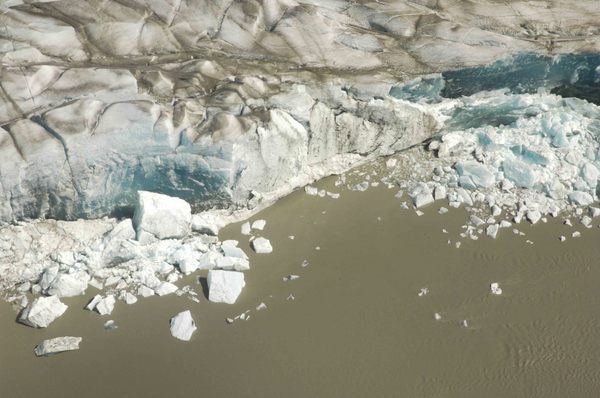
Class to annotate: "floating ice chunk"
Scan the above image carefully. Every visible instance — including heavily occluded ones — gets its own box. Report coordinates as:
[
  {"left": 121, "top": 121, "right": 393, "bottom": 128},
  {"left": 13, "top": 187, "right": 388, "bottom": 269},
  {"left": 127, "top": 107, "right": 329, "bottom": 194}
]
[
  {"left": 240, "top": 222, "right": 251, "bottom": 235},
  {"left": 154, "top": 282, "right": 178, "bottom": 296},
  {"left": 413, "top": 192, "right": 434, "bottom": 208},
  {"left": 133, "top": 191, "right": 192, "bottom": 244},
  {"left": 47, "top": 272, "right": 89, "bottom": 298},
  {"left": 138, "top": 285, "right": 155, "bottom": 298},
  {"left": 434, "top": 313, "right": 442, "bottom": 321},
  {"left": 502, "top": 159, "right": 536, "bottom": 188},
  {"left": 486, "top": 224, "right": 499, "bottom": 239},
  {"left": 19, "top": 296, "right": 68, "bottom": 328},
  {"left": 415, "top": 210, "right": 424, "bottom": 216},
  {"left": 326, "top": 191, "right": 340, "bottom": 199},
  {"left": 418, "top": 288, "right": 429, "bottom": 297},
  {"left": 581, "top": 216, "right": 592, "bottom": 228},
  {"left": 216, "top": 256, "right": 249, "bottom": 271},
  {"left": 34, "top": 336, "right": 81, "bottom": 357},
  {"left": 590, "top": 207, "right": 600, "bottom": 218},
  {"left": 438, "top": 207, "right": 449, "bottom": 214},
  {"left": 252, "top": 237, "right": 273, "bottom": 254},
  {"left": 559, "top": 236, "right": 566, "bottom": 242},
  {"left": 286, "top": 294, "right": 295, "bottom": 301},
  {"left": 104, "top": 320, "right": 118, "bottom": 331},
  {"left": 491, "top": 205, "right": 502, "bottom": 217},
  {"left": 95, "top": 295, "right": 116, "bottom": 315},
  {"left": 568, "top": 191, "right": 594, "bottom": 206},
  {"left": 207, "top": 270, "right": 245, "bottom": 304},
  {"left": 256, "top": 302, "right": 267, "bottom": 311},
  {"left": 305, "top": 186, "right": 318, "bottom": 196},
  {"left": 170, "top": 310, "right": 197, "bottom": 341},
  {"left": 572, "top": 231, "right": 581, "bottom": 238},
  {"left": 283, "top": 275, "right": 300, "bottom": 282},
  {"left": 526, "top": 210, "right": 542, "bottom": 225},
  {"left": 433, "top": 185, "right": 447, "bottom": 200},
  {"left": 123, "top": 292, "right": 137, "bottom": 305},
  {"left": 490, "top": 282, "right": 502, "bottom": 295},
  {"left": 455, "top": 161, "right": 496, "bottom": 189},
  {"left": 470, "top": 215, "right": 485, "bottom": 227},
  {"left": 86, "top": 295, "right": 102, "bottom": 311},
  {"left": 354, "top": 181, "right": 369, "bottom": 191},
  {"left": 251, "top": 220, "right": 266, "bottom": 230},
  {"left": 221, "top": 241, "right": 248, "bottom": 260}
]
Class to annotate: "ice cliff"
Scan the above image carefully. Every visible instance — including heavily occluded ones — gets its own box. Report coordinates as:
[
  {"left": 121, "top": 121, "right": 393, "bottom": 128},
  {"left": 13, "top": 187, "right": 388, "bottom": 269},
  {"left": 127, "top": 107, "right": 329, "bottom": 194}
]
[{"left": 0, "top": 0, "right": 599, "bottom": 222}]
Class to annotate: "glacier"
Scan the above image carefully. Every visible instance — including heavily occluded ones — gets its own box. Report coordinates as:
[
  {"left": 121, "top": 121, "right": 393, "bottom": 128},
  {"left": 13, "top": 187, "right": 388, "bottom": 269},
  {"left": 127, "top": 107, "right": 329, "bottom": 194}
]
[{"left": 0, "top": 0, "right": 599, "bottom": 336}]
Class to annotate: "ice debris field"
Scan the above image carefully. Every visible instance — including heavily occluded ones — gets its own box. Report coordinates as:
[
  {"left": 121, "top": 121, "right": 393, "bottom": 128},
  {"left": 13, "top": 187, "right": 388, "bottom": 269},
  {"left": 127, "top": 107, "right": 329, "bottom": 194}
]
[{"left": 2, "top": 52, "right": 600, "bottom": 354}]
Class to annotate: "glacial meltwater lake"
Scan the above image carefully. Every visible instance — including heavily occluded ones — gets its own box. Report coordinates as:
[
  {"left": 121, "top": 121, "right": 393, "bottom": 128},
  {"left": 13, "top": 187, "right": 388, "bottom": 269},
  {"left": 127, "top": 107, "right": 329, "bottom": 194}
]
[{"left": 2, "top": 171, "right": 600, "bottom": 397}]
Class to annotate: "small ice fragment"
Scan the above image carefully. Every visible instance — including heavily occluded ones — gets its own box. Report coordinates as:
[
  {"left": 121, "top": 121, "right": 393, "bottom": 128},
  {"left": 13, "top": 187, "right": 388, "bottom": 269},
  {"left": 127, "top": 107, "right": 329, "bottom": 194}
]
[
  {"left": 490, "top": 283, "right": 502, "bottom": 295},
  {"left": 256, "top": 302, "right": 267, "bottom": 311},
  {"left": 240, "top": 222, "right": 251, "bottom": 235},
  {"left": 305, "top": 186, "right": 318, "bottom": 196},
  {"left": 326, "top": 192, "right": 340, "bottom": 199},
  {"left": 526, "top": 210, "right": 541, "bottom": 225},
  {"left": 434, "top": 313, "right": 442, "bottom": 321},
  {"left": 251, "top": 220, "right": 266, "bottom": 230},
  {"left": 559, "top": 236, "right": 566, "bottom": 242},
  {"left": 438, "top": 207, "right": 448, "bottom": 214},
  {"left": 442, "top": 229, "right": 448, "bottom": 234},
  {"left": 564, "top": 219, "right": 573, "bottom": 227},
  {"left": 386, "top": 158, "right": 397, "bottom": 169},
  {"left": 590, "top": 207, "right": 600, "bottom": 218},
  {"left": 418, "top": 288, "right": 429, "bottom": 297},
  {"left": 572, "top": 231, "right": 581, "bottom": 238},
  {"left": 415, "top": 210, "right": 424, "bottom": 216},
  {"left": 486, "top": 224, "right": 499, "bottom": 239},
  {"left": 455, "top": 241, "right": 461, "bottom": 249},
  {"left": 315, "top": 246, "right": 321, "bottom": 251},
  {"left": 286, "top": 294, "right": 295, "bottom": 301},
  {"left": 461, "top": 320, "right": 469, "bottom": 328},
  {"left": 283, "top": 275, "right": 300, "bottom": 282},
  {"left": 103, "top": 320, "right": 118, "bottom": 331},
  {"left": 301, "top": 260, "right": 309, "bottom": 267},
  {"left": 288, "top": 235, "right": 295, "bottom": 240},
  {"left": 226, "top": 318, "right": 234, "bottom": 324}
]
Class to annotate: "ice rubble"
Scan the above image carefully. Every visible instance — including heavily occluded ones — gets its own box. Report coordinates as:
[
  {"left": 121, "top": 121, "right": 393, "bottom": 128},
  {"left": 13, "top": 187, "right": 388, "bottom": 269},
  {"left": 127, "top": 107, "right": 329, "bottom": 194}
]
[{"left": 34, "top": 336, "right": 82, "bottom": 357}]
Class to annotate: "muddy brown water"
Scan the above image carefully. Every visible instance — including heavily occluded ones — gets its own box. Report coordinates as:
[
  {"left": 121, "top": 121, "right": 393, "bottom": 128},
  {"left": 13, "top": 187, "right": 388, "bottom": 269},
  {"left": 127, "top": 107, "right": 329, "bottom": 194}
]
[{"left": 2, "top": 175, "right": 600, "bottom": 397}]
